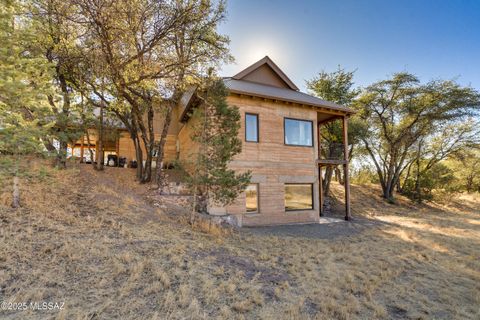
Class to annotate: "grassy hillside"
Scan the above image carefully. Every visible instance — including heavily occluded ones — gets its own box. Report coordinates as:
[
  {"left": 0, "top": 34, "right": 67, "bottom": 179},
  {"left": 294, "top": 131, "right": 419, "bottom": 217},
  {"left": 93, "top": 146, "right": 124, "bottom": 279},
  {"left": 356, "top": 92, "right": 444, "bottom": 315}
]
[{"left": 0, "top": 158, "right": 479, "bottom": 319}]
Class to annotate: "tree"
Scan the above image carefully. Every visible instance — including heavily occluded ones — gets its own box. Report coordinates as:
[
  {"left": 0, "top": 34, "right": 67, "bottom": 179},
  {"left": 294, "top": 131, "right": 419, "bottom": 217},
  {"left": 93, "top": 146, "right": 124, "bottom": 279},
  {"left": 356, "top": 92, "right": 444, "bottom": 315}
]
[
  {"left": 154, "top": 0, "right": 231, "bottom": 186},
  {"left": 306, "top": 67, "right": 361, "bottom": 196},
  {"left": 356, "top": 73, "right": 480, "bottom": 201},
  {"left": 399, "top": 121, "right": 479, "bottom": 201},
  {"left": 27, "top": 0, "right": 84, "bottom": 168},
  {"left": 0, "top": 0, "right": 55, "bottom": 207},
  {"left": 69, "top": 0, "right": 230, "bottom": 183},
  {"left": 451, "top": 150, "right": 480, "bottom": 193},
  {"left": 186, "top": 79, "right": 251, "bottom": 222}
]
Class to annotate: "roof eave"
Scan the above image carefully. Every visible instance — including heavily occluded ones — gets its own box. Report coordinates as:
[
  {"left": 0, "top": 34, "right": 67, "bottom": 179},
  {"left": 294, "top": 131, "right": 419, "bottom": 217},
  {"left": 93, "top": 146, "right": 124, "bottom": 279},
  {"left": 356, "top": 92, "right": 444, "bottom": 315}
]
[{"left": 227, "top": 88, "right": 356, "bottom": 115}]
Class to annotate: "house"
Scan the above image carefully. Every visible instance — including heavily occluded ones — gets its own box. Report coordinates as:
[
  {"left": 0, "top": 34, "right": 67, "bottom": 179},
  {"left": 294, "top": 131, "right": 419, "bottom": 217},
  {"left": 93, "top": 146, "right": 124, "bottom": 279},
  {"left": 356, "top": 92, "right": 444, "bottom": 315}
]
[{"left": 70, "top": 56, "right": 355, "bottom": 226}]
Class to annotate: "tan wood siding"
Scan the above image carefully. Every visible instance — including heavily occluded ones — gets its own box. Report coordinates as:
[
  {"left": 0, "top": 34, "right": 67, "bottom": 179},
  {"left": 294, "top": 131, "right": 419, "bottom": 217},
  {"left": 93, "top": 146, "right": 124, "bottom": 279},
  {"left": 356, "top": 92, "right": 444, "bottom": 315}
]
[{"left": 224, "top": 95, "right": 320, "bottom": 226}]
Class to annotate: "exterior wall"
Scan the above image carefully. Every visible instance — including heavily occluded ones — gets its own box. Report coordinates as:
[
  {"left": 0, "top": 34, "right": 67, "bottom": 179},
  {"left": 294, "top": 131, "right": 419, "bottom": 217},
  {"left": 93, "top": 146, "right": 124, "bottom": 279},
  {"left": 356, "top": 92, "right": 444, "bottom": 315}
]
[
  {"left": 177, "top": 113, "right": 199, "bottom": 171},
  {"left": 118, "top": 132, "right": 177, "bottom": 165},
  {"left": 223, "top": 95, "right": 320, "bottom": 226}
]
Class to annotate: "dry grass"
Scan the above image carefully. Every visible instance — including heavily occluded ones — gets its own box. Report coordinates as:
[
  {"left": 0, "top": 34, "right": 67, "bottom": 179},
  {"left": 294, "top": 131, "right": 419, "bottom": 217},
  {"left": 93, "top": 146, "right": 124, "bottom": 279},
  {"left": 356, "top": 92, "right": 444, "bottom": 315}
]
[{"left": 0, "top": 158, "right": 479, "bottom": 319}]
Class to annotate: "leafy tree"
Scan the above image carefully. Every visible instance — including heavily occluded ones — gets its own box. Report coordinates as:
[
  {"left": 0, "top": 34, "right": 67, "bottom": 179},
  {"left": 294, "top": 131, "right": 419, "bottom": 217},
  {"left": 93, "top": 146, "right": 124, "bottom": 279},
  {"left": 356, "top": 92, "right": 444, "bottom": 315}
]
[
  {"left": 445, "top": 150, "right": 480, "bottom": 193},
  {"left": 68, "top": 0, "right": 230, "bottom": 183},
  {"left": 402, "top": 162, "right": 455, "bottom": 200},
  {"left": 356, "top": 73, "right": 480, "bottom": 201},
  {"left": 27, "top": 0, "right": 84, "bottom": 168},
  {"left": 186, "top": 79, "right": 251, "bottom": 222},
  {"left": 399, "top": 121, "right": 479, "bottom": 201},
  {"left": 306, "top": 67, "right": 361, "bottom": 196},
  {"left": 154, "top": 0, "right": 232, "bottom": 186}
]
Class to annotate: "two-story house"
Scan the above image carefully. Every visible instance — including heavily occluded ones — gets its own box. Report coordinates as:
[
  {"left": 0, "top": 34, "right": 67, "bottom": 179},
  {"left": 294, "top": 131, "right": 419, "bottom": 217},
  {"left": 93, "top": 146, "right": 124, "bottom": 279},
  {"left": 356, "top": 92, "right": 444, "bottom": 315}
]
[
  {"left": 177, "top": 56, "right": 354, "bottom": 226},
  {"left": 71, "top": 56, "right": 354, "bottom": 226}
]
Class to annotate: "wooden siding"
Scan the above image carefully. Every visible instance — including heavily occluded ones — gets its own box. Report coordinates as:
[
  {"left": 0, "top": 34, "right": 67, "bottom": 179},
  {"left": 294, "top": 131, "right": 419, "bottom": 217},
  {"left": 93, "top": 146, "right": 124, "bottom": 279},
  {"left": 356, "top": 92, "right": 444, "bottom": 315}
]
[
  {"left": 223, "top": 95, "right": 320, "bottom": 226},
  {"left": 118, "top": 132, "right": 177, "bottom": 164},
  {"left": 177, "top": 113, "right": 199, "bottom": 172},
  {"left": 175, "top": 95, "right": 321, "bottom": 225}
]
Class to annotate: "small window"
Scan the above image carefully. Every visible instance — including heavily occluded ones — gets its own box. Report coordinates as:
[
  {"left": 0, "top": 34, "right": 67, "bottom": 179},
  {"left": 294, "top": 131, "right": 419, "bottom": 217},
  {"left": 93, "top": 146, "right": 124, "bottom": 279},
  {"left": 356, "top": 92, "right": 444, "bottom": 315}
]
[
  {"left": 245, "top": 113, "right": 259, "bottom": 142},
  {"left": 246, "top": 184, "right": 259, "bottom": 213},
  {"left": 284, "top": 118, "right": 313, "bottom": 147},
  {"left": 285, "top": 184, "right": 313, "bottom": 211}
]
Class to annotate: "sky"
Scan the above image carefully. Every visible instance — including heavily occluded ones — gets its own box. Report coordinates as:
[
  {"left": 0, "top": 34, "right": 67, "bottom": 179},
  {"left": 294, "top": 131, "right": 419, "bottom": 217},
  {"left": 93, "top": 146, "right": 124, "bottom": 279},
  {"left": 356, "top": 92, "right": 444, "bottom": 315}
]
[{"left": 218, "top": 0, "right": 480, "bottom": 92}]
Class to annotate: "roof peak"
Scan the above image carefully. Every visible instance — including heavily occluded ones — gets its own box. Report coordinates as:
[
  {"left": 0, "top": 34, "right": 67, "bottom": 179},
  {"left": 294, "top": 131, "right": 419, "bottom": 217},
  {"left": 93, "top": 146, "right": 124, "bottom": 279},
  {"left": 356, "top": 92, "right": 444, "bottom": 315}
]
[{"left": 232, "top": 56, "right": 299, "bottom": 91}]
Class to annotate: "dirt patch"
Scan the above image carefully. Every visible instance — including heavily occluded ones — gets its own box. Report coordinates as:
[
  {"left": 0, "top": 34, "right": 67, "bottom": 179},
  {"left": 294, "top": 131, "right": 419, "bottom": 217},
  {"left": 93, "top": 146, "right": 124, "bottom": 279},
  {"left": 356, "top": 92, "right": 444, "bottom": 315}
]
[
  {"left": 244, "top": 216, "right": 391, "bottom": 239},
  {"left": 192, "top": 247, "right": 291, "bottom": 300}
]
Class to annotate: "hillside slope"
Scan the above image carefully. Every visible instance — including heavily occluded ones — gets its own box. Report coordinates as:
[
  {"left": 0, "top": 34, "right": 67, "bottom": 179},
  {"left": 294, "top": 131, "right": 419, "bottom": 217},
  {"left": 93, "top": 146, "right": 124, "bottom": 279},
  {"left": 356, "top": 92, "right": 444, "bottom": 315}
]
[{"left": 0, "top": 160, "right": 479, "bottom": 319}]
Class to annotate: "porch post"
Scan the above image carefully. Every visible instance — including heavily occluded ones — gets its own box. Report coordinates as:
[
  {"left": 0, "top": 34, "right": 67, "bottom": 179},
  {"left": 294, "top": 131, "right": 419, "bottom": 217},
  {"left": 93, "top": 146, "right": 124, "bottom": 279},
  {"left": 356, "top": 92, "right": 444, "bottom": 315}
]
[
  {"left": 317, "top": 121, "right": 323, "bottom": 217},
  {"left": 116, "top": 134, "right": 120, "bottom": 156},
  {"left": 342, "top": 116, "right": 351, "bottom": 220},
  {"left": 319, "top": 166, "right": 324, "bottom": 216}
]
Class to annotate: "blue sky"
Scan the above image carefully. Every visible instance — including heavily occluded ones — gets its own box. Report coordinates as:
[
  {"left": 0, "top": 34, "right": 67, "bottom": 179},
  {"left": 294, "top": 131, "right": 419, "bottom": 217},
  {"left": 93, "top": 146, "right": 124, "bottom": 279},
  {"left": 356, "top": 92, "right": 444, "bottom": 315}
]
[{"left": 218, "top": 0, "right": 480, "bottom": 92}]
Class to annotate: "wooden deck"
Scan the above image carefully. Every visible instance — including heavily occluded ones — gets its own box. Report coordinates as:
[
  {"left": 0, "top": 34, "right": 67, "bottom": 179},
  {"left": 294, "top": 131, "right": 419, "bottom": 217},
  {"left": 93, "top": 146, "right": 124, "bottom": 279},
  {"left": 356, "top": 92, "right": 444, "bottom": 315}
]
[{"left": 316, "top": 159, "right": 347, "bottom": 166}]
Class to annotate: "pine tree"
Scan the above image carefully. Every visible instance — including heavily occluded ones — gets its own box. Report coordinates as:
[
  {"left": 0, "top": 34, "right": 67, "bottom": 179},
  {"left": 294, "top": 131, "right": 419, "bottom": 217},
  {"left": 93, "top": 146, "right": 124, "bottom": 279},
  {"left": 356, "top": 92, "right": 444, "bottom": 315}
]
[
  {"left": 187, "top": 79, "right": 251, "bottom": 221},
  {"left": 0, "top": 0, "right": 55, "bottom": 207}
]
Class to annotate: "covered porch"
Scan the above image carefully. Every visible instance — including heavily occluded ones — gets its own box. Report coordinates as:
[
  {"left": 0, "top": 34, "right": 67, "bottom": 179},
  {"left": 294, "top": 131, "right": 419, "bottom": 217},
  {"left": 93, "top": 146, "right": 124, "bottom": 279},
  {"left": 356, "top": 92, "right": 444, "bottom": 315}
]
[
  {"left": 316, "top": 113, "right": 352, "bottom": 221},
  {"left": 68, "top": 128, "right": 121, "bottom": 165}
]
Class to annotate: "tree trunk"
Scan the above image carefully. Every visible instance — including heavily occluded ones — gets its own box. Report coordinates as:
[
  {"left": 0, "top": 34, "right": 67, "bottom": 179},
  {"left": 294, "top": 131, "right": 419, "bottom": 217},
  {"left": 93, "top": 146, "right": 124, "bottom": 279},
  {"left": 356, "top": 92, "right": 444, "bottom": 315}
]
[
  {"left": 85, "top": 129, "right": 95, "bottom": 168},
  {"left": 155, "top": 103, "right": 174, "bottom": 188},
  {"left": 401, "top": 160, "right": 414, "bottom": 193},
  {"left": 55, "top": 72, "right": 70, "bottom": 169},
  {"left": 336, "top": 166, "right": 344, "bottom": 185},
  {"left": 413, "top": 142, "right": 423, "bottom": 202},
  {"left": 56, "top": 140, "right": 68, "bottom": 169},
  {"left": 382, "top": 186, "right": 391, "bottom": 200},
  {"left": 132, "top": 135, "right": 143, "bottom": 180},
  {"left": 141, "top": 104, "right": 155, "bottom": 183},
  {"left": 142, "top": 155, "right": 152, "bottom": 183},
  {"left": 466, "top": 175, "right": 474, "bottom": 193},
  {"left": 12, "top": 158, "right": 20, "bottom": 209},
  {"left": 322, "top": 166, "right": 334, "bottom": 196},
  {"left": 96, "top": 103, "right": 104, "bottom": 171},
  {"left": 414, "top": 158, "right": 422, "bottom": 203}
]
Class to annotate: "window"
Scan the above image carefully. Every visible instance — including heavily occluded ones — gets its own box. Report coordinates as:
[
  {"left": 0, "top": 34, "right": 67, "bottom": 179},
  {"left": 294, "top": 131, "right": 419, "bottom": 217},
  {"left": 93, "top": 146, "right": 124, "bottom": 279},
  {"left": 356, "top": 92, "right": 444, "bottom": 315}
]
[
  {"left": 285, "top": 184, "right": 313, "bottom": 211},
  {"left": 245, "top": 184, "right": 259, "bottom": 213},
  {"left": 245, "top": 113, "right": 259, "bottom": 142},
  {"left": 284, "top": 118, "right": 313, "bottom": 146}
]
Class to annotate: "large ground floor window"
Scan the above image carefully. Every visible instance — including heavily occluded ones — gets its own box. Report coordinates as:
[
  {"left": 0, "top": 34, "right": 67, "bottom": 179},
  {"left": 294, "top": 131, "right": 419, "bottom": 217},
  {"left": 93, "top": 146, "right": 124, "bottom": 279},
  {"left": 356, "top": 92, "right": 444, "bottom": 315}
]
[
  {"left": 285, "top": 183, "right": 313, "bottom": 211},
  {"left": 246, "top": 184, "right": 259, "bottom": 213}
]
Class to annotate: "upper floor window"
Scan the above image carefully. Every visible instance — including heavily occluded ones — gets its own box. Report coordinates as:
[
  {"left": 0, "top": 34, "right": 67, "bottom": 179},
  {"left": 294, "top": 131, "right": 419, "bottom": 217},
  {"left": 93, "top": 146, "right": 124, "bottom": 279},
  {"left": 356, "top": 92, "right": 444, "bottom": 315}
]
[
  {"left": 284, "top": 118, "right": 313, "bottom": 147},
  {"left": 245, "top": 113, "right": 259, "bottom": 142}
]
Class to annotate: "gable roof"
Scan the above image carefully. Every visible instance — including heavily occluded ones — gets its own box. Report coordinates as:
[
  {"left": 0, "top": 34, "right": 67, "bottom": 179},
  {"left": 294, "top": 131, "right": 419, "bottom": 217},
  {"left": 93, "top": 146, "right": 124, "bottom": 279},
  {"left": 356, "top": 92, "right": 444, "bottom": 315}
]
[
  {"left": 178, "top": 56, "right": 355, "bottom": 123},
  {"left": 232, "top": 56, "right": 299, "bottom": 91}
]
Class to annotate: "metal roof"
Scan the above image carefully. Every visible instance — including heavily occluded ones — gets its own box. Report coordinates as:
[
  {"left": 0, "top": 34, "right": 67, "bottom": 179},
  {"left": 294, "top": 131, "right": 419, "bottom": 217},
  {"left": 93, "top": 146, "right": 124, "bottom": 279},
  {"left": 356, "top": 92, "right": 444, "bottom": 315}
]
[{"left": 223, "top": 78, "right": 355, "bottom": 114}]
